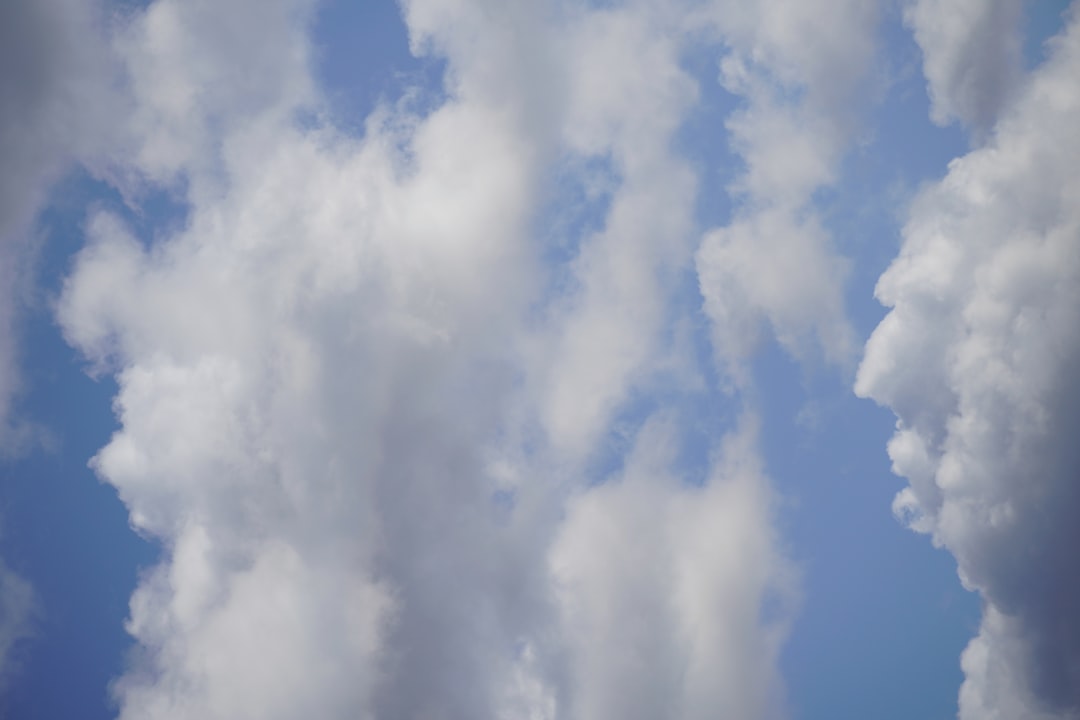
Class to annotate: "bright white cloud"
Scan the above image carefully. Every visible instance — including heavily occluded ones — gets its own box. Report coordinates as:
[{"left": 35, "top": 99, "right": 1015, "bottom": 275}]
[
  {"left": 51, "top": 1, "right": 817, "bottom": 718},
  {"left": 549, "top": 417, "right": 793, "bottom": 720},
  {"left": 857, "top": 9, "right": 1080, "bottom": 718},
  {"left": 62, "top": 53, "right": 541, "bottom": 720}
]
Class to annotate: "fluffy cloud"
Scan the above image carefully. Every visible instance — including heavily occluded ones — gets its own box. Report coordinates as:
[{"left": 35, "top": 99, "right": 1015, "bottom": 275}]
[
  {"left": 63, "top": 40, "right": 541, "bottom": 720},
  {"left": 56, "top": 1, "right": 810, "bottom": 718},
  {"left": 111, "top": 0, "right": 317, "bottom": 191},
  {"left": 904, "top": 0, "right": 1025, "bottom": 135},
  {"left": 857, "top": 10, "right": 1080, "bottom": 718},
  {"left": 695, "top": 0, "right": 878, "bottom": 374},
  {"left": 550, "top": 418, "right": 793, "bottom": 720}
]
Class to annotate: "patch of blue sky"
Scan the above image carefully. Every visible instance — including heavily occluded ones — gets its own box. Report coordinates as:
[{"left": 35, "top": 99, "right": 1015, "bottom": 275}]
[
  {"left": 582, "top": 356, "right": 737, "bottom": 492},
  {"left": 823, "top": 12, "right": 966, "bottom": 341},
  {"left": 564, "top": 37, "right": 748, "bottom": 490},
  {"left": 533, "top": 151, "right": 619, "bottom": 297},
  {"left": 313, "top": 0, "right": 447, "bottom": 135},
  {"left": 675, "top": 38, "right": 743, "bottom": 232},
  {"left": 654, "top": 255, "right": 748, "bottom": 466},
  {"left": 757, "top": 333, "right": 979, "bottom": 720},
  {"left": 0, "top": 171, "right": 159, "bottom": 720},
  {"left": 1024, "top": 0, "right": 1074, "bottom": 69},
  {"left": 53, "top": 168, "right": 192, "bottom": 257},
  {"left": 749, "top": 11, "right": 982, "bottom": 720},
  {"left": 769, "top": 6, "right": 1077, "bottom": 719}
]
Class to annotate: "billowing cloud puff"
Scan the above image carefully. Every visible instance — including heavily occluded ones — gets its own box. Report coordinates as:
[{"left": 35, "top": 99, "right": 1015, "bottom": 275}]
[
  {"left": 62, "top": 31, "right": 544, "bottom": 717},
  {"left": 55, "top": 1, "right": 826, "bottom": 718},
  {"left": 111, "top": 0, "right": 317, "bottom": 190},
  {"left": 858, "top": 10, "right": 1080, "bottom": 718}
]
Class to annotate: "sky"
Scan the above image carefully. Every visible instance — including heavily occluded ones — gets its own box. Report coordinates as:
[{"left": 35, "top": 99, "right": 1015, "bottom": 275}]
[{"left": 0, "top": 1, "right": 1077, "bottom": 719}]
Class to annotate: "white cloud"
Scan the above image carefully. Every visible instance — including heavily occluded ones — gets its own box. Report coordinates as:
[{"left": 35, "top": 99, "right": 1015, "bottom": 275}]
[
  {"left": 904, "top": 0, "right": 1025, "bottom": 135},
  {"left": 110, "top": 0, "right": 317, "bottom": 193},
  {"left": 51, "top": 1, "right": 811, "bottom": 719},
  {"left": 694, "top": 0, "right": 878, "bottom": 376},
  {"left": 857, "top": 10, "right": 1080, "bottom": 717},
  {"left": 549, "top": 417, "right": 794, "bottom": 720},
  {"left": 62, "top": 61, "right": 543, "bottom": 718},
  {"left": 532, "top": 3, "right": 700, "bottom": 461}
]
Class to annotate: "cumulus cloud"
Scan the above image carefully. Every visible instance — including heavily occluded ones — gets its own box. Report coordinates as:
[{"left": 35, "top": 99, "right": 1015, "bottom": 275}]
[
  {"left": 550, "top": 417, "right": 794, "bottom": 720},
  {"left": 694, "top": 0, "right": 878, "bottom": 375},
  {"left": 857, "top": 9, "right": 1080, "bottom": 718},
  {"left": 63, "top": 23, "right": 539, "bottom": 716},
  {"left": 52, "top": 1, "right": 815, "bottom": 718},
  {"left": 110, "top": 0, "right": 317, "bottom": 192},
  {"left": 531, "top": 3, "right": 700, "bottom": 461},
  {"left": 904, "top": 0, "right": 1025, "bottom": 135}
]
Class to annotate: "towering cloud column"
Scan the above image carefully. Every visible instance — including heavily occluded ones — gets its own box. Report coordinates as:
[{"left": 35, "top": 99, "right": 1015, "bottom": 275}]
[{"left": 858, "top": 8, "right": 1080, "bottom": 718}]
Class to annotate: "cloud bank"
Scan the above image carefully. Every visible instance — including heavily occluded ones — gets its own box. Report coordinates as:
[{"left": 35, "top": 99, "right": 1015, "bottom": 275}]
[
  {"left": 858, "top": 7, "right": 1080, "bottom": 718},
  {"left": 15, "top": 1, "right": 1078, "bottom": 718},
  {"left": 51, "top": 0, "right": 871, "bottom": 717}
]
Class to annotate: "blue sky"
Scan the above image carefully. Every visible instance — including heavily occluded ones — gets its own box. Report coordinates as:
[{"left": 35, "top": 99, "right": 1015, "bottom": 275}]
[{"left": 0, "top": 1, "right": 1078, "bottom": 719}]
